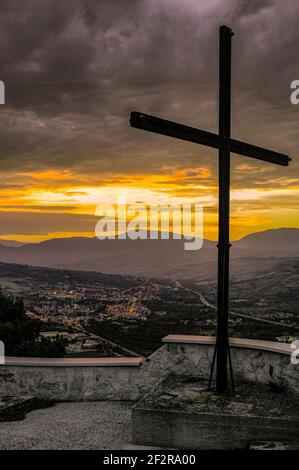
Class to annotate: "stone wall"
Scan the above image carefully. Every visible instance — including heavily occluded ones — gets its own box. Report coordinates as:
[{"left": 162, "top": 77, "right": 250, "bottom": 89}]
[{"left": 0, "top": 336, "right": 297, "bottom": 400}]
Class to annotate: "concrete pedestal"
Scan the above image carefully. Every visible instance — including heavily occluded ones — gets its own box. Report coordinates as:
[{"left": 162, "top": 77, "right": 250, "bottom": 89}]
[{"left": 132, "top": 376, "right": 299, "bottom": 450}]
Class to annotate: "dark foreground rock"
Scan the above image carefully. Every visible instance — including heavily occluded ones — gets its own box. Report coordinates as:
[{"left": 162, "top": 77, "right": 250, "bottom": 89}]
[{"left": 0, "top": 395, "right": 54, "bottom": 422}]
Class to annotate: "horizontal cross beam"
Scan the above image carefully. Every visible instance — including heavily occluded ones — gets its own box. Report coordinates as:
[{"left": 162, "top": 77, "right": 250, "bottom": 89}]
[{"left": 130, "top": 111, "right": 291, "bottom": 166}]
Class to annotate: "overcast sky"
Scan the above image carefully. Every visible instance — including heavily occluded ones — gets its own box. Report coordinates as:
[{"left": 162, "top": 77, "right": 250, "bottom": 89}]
[{"left": 0, "top": 0, "right": 298, "bottom": 241}]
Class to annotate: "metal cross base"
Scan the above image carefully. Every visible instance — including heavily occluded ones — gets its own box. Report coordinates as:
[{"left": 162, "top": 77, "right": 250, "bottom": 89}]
[{"left": 208, "top": 342, "right": 235, "bottom": 395}]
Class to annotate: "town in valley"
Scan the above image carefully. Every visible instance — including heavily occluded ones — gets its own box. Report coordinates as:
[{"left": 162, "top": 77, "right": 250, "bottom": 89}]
[{"left": 0, "top": 258, "right": 297, "bottom": 358}]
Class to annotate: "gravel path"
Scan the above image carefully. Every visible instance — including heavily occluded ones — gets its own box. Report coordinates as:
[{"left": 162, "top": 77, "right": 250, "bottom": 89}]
[{"left": 0, "top": 402, "right": 133, "bottom": 450}]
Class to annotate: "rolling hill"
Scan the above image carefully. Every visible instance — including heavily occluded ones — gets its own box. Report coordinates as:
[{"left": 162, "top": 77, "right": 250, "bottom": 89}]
[{"left": 0, "top": 228, "right": 297, "bottom": 279}]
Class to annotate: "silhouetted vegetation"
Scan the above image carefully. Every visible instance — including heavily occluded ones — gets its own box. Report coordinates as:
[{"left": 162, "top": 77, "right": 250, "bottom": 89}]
[{"left": 0, "top": 291, "right": 67, "bottom": 357}]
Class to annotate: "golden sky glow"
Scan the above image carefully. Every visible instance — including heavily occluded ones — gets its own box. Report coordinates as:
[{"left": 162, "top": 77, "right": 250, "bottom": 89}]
[{"left": 0, "top": 165, "right": 299, "bottom": 243}]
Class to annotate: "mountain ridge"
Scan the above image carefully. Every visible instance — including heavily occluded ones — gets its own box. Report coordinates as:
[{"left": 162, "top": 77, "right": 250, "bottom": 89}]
[{"left": 0, "top": 228, "right": 297, "bottom": 279}]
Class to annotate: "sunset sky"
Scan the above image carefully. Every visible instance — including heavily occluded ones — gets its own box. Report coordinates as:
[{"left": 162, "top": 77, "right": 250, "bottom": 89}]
[{"left": 0, "top": 0, "right": 298, "bottom": 243}]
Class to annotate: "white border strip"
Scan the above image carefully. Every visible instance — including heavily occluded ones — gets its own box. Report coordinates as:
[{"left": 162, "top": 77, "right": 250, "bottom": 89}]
[
  {"left": 162, "top": 335, "right": 292, "bottom": 355},
  {"left": 3, "top": 356, "right": 143, "bottom": 367}
]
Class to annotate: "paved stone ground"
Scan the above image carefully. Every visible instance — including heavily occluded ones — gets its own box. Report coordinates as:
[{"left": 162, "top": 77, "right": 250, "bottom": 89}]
[{"left": 0, "top": 402, "right": 134, "bottom": 450}]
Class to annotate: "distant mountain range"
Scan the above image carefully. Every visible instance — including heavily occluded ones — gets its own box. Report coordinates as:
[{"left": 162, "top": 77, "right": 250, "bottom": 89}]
[
  {"left": 0, "top": 239, "right": 25, "bottom": 247},
  {"left": 0, "top": 228, "right": 297, "bottom": 279}
]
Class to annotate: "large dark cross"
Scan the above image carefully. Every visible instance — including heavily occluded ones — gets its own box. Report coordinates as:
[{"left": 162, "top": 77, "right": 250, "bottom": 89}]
[{"left": 129, "top": 25, "right": 291, "bottom": 394}]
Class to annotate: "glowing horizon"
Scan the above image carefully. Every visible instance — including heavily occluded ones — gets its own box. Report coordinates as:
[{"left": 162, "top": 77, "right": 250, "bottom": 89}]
[{"left": 0, "top": 166, "right": 298, "bottom": 244}]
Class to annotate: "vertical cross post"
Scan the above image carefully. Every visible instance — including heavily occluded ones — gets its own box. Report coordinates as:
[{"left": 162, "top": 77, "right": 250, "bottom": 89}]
[{"left": 216, "top": 25, "right": 233, "bottom": 393}]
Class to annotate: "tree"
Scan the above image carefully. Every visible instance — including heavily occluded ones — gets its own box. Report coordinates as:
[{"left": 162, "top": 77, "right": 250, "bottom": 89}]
[{"left": 0, "top": 291, "right": 66, "bottom": 357}]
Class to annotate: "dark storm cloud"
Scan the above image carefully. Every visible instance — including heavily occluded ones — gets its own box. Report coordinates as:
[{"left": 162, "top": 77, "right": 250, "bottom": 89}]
[
  {"left": 0, "top": 210, "right": 97, "bottom": 236},
  {"left": 0, "top": 0, "right": 298, "bottom": 181}
]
